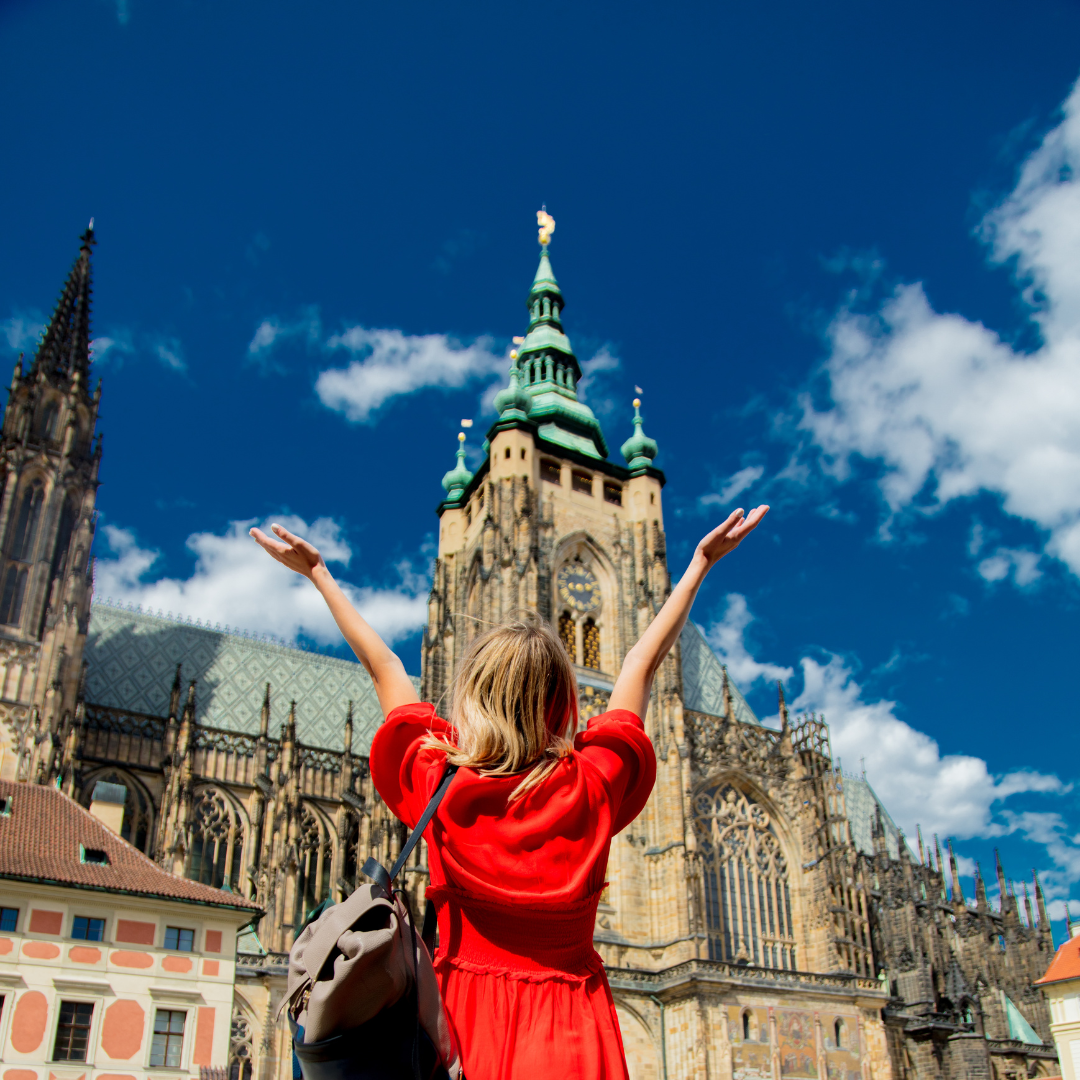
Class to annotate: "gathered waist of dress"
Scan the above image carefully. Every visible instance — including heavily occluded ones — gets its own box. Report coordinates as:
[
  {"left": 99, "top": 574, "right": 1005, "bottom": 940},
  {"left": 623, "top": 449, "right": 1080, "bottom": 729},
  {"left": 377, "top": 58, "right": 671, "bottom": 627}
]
[{"left": 425, "top": 884, "right": 605, "bottom": 981}]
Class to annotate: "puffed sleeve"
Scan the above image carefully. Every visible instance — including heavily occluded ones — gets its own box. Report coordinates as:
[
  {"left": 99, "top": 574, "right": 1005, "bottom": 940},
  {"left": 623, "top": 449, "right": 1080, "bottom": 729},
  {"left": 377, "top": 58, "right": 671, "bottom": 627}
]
[
  {"left": 574, "top": 709, "right": 657, "bottom": 834},
  {"left": 369, "top": 702, "right": 452, "bottom": 828}
]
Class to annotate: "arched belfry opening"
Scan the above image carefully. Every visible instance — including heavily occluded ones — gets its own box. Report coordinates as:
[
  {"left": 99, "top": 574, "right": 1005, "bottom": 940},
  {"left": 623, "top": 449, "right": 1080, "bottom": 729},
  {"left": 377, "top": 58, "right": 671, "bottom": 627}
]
[
  {"left": 695, "top": 781, "right": 798, "bottom": 970},
  {"left": 552, "top": 544, "right": 613, "bottom": 672}
]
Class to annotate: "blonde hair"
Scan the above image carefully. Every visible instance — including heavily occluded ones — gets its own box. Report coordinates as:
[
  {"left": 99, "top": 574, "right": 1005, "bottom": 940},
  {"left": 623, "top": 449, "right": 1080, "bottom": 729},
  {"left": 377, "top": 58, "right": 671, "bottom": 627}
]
[{"left": 426, "top": 613, "right": 578, "bottom": 801}]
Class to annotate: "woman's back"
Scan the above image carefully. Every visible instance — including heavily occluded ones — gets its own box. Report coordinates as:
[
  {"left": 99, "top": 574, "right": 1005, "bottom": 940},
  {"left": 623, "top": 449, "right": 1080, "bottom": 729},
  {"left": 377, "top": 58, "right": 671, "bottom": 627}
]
[{"left": 371, "top": 702, "right": 656, "bottom": 1080}]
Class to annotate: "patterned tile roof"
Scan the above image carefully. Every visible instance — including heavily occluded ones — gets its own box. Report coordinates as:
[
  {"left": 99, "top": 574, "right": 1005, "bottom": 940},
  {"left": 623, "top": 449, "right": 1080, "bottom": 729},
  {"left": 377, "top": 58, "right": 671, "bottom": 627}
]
[
  {"left": 843, "top": 774, "right": 906, "bottom": 859},
  {"left": 84, "top": 602, "right": 414, "bottom": 754},
  {"left": 0, "top": 779, "right": 260, "bottom": 913},
  {"left": 680, "top": 621, "right": 761, "bottom": 725}
]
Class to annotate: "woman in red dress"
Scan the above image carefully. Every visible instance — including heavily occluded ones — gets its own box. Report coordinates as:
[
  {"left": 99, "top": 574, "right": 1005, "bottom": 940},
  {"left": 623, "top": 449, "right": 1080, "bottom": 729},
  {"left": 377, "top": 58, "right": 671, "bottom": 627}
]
[{"left": 251, "top": 504, "right": 768, "bottom": 1079}]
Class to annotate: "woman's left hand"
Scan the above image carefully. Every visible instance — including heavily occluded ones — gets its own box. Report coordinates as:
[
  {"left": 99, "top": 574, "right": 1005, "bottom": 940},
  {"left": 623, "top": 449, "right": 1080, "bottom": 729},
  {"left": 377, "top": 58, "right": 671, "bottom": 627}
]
[{"left": 694, "top": 505, "right": 770, "bottom": 569}]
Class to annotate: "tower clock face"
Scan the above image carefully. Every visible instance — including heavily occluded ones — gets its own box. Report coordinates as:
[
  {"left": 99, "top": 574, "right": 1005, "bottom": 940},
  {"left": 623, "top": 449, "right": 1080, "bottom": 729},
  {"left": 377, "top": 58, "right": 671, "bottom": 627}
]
[{"left": 557, "top": 564, "right": 601, "bottom": 613}]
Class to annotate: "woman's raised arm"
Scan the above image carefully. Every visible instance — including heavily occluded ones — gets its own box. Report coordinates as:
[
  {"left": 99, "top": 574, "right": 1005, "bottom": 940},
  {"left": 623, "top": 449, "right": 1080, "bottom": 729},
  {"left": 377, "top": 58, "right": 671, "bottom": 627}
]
[
  {"left": 608, "top": 505, "right": 769, "bottom": 720},
  {"left": 249, "top": 523, "right": 420, "bottom": 718}
]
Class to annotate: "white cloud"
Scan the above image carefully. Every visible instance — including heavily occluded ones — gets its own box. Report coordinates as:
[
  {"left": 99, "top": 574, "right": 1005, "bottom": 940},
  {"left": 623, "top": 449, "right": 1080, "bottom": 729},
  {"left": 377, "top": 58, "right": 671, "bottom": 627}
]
[
  {"left": 700, "top": 465, "right": 765, "bottom": 508},
  {"left": 800, "top": 75, "right": 1080, "bottom": 579},
  {"left": 977, "top": 546, "right": 1042, "bottom": 586},
  {"left": 151, "top": 336, "right": 186, "bottom": 373},
  {"left": 701, "top": 594, "right": 794, "bottom": 689},
  {"left": 1, "top": 312, "right": 44, "bottom": 355},
  {"left": 707, "top": 592, "right": 1078, "bottom": 892},
  {"left": 246, "top": 307, "right": 321, "bottom": 374},
  {"left": 576, "top": 346, "right": 622, "bottom": 418},
  {"left": 316, "top": 326, "right": 504, "bottom": 422},
  {"left": 91, "top": 330, "right": 136, "bottom": 367},
  {"left": 791, "top": 653, "right": 1060, "bottom": 840},
  {"left": 93, "top": 514, "right": 428, "bottom": 646}
]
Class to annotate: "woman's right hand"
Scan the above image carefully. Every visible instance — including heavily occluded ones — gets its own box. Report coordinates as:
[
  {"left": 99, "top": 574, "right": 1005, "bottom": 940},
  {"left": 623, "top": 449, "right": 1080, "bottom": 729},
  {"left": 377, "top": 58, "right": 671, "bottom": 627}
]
[{"left": 249, "top": 523, "right": 327, "bottom": 581}]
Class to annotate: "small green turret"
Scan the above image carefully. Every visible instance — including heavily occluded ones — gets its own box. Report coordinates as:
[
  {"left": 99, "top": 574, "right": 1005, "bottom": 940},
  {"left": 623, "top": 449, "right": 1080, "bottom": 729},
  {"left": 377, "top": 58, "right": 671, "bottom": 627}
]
[
  {"left": 621, "top": 398, "right": 659, "bottom": 475},
  {"left": 441, "top": 431, "right": 474, "bottom": 505},
  {"left": 492, "top": 350, "right": 532, "bottom": 420}
]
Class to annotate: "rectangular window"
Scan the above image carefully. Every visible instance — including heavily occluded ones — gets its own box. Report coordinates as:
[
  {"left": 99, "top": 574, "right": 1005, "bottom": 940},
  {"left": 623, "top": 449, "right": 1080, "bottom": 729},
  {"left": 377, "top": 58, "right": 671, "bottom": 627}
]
[
  {"left": 572, "top": 471, "right": 593, "bottom": 495},
  {"left": 150, "top": 1009, "right": 187, "bottom": 1068},
  {"left": 72, "top": 916, "right": 105, "bottom": 942},
  {"left": 53, "top": 1001, "right": 94, "bottom": 1061},
  {"left": 163, "top": 926, "right": 194, "bottom": 952},
  {"left": 541, "top": 460, "right": 561, "bottom": 485},
  {"left": 603, "top": 482, "right": 622, "bottom": 506},
  {"left": 0, "top": 907, "right": 17, "bottom": 932}
]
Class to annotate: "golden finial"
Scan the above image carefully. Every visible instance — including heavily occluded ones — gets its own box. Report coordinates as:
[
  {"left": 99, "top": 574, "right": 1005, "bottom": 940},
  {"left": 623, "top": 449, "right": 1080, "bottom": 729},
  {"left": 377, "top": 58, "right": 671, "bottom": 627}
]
[
  {"left": 458, "top": 431, "right": 466, "bottom": 443},
  {"left": 537, "top": 207, "right": 555, "bottom": 246},
  {"left": 633, "top": 397, "right": 641, "bottom": 409},
  {"left": 509, "top": 349, "right": 518, "bottom": 360}
]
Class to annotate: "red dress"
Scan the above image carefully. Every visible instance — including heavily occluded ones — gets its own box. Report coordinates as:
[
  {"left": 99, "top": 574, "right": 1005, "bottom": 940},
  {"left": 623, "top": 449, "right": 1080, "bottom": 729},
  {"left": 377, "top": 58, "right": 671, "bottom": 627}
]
[{"left": 370, "top": 703, "right": 656, "bottom": 1080}]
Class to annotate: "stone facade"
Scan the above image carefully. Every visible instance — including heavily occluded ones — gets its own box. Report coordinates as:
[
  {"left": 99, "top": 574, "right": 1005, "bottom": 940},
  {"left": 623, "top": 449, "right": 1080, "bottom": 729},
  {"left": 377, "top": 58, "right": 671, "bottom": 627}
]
[{"left": 0, "top": 227, "right": 1062, "bottom": 1079}]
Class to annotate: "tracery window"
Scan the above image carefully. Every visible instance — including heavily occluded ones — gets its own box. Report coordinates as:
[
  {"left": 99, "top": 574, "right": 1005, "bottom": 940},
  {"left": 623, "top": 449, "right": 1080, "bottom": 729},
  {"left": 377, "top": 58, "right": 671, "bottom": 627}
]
[
  {"left": 695, "top": 783, "right": 797, "bottom": 970},
  {"left": 40, "top": 401, "right": 59, "bottom": 441},
  {"left": 295, "top": 805, "right": 333, "bottom": 926},
  {"left": 582, "top": 618, "right": 600, "bottom": 670},
  {"left": 189, "top": 788, "right": 242, "bottom": 888},
  {"left": 558, "top": 611, "right": 576, "bottom": 660},
  {"left": 229, "top": 1005, "right": 254, "bottom": 1080},
  {"left": 0, "top": 479, "right": 44, "bottom": 627}
]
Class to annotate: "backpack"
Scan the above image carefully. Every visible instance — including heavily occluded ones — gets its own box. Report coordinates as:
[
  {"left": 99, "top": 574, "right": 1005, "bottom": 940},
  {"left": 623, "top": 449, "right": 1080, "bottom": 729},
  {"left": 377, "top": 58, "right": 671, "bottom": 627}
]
[{"left": 278, "top": 765, "right": 462, "bottom": 1080}]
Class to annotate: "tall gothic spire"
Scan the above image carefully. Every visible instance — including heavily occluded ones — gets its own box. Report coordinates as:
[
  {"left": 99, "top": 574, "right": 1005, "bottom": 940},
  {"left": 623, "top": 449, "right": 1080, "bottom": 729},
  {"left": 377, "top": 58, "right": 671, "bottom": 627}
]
[
  {"left": 488, "top": 211, "right": 609, "bottom": 459},
  {"left": 31, "top": 221, "right": 96, "bottom": 384}
]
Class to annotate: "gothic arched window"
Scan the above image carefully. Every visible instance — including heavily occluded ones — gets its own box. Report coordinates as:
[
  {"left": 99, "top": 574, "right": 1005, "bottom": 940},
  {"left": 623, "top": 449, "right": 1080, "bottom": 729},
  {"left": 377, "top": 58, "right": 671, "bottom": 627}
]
[
  {"left": 10, "top": 481, "right": 44, "bottom": 561},
  {"left": 834, "top": 1018, "right": 846, "bottom": 1048},
  {"left": 229, "top": 1005, "right": 253, "bottom": 1080},
  {"left": 695, "top": 783, "right": 797, "bottom": 970},
  {"left": 40, "top": 401, "right": 60, "bottom": 441},
  {"left": 0, "top": 566, "right": 28, "bottom": 626},
  {"left": 582, "top": 618, "right": 600, "bottom": 670},
  {"left": 558, "top": 611, "right": 576, "bottom": 660},
  {"left": 189, "top": 788, "right": 243, "bottom": 889},
  {"left": 295, "top": 805, "right": 333, "bottom": 926}
]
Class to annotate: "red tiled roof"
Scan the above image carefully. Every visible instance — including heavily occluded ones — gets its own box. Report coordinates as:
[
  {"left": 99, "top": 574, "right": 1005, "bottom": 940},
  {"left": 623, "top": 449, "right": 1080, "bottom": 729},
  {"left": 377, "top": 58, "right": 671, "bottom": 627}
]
[
  {"left": 1035, "top": 935, "right": 1080, "bottom": 986},
  {"left": 0, "top": 780, "right": 260, "bottom": 914}
]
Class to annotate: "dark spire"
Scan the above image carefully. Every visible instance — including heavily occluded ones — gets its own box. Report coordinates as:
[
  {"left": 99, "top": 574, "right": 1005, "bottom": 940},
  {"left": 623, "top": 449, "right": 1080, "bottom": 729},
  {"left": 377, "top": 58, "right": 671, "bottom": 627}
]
[
  {"left": 777, "top": 682, "right": 789, "bottom": 730},
  {"left": 974, "top": 862, "right": 988, "bottom": 911},
  {"left": 168, "top": 663, "right": 182, "bottom": 719},
  {"left": 721, "top": 665, "right": 732, "bottom": 721},
  {"left": 31, "top": 222, "right": 96, "bottom": 385},
  {"left": 916, "top": 825, "right": 926, "bottom": 865},
  {"left": 934, "top": 834, "right": 944, "bottom": 876},
  {"left": 995, "top": 849, "right": 1010, "bottom": 915},
  {"left": 948, "top": 839, "right": 964, "bottom": 905},
  {"left": 1034, "top": 870, "right": 1050, "bottom": 933},
  {"left": 1022, "top": 880, "right": 1035, "bottom": 929},
  {"left": 260, "top": 683, "right": 271, "bottom": 737}
]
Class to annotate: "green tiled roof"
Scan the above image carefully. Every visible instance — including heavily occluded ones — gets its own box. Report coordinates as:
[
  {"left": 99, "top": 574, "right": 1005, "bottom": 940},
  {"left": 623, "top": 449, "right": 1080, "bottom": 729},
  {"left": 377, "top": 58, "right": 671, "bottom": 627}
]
[{"left": 84, "top": 602, "right": 411, "bottom": 753}]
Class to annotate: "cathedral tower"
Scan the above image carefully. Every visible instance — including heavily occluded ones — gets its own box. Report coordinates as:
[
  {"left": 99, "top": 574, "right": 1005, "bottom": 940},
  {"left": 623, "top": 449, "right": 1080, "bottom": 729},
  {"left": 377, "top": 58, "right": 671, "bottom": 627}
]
[{"left": 0, "top": 224, "right": 101, "bottom": 785}]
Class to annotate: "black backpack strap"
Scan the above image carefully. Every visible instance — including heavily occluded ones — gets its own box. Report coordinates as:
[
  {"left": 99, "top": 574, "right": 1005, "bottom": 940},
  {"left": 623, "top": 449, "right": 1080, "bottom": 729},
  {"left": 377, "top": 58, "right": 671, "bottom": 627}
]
[{"left": 363, "top": 762, "right": 458, "bottom": 891}]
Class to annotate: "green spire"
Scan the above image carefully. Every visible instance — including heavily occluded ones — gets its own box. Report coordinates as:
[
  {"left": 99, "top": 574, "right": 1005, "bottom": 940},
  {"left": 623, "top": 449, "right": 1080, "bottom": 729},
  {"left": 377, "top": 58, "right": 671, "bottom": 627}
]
[
  {"left": 621, "top": 398, "right": 659, "bottom": 474},
  {"left": 492, "top": 351, "right": 531, "bottom": 419},
  {"left": 441, "top": 431, "right": 473, "bottom": 503}
]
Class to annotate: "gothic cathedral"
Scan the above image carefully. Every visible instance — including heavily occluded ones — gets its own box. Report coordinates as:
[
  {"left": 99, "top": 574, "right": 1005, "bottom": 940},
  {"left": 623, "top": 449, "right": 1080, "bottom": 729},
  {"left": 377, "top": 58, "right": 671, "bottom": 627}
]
[{"left": 0, "top": 225, "right": 1061, "bottom": 1080}]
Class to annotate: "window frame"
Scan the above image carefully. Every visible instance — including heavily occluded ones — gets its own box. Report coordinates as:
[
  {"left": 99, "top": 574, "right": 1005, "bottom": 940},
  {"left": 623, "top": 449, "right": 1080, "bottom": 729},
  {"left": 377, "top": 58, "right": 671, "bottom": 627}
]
[
  {"left": 540, "top": 459, "right": 562, "bottom": 485},
  {"left": 571, "top": 470, "right": 593, "bottom": 496},
  {"left": 163, "top": 926, "right": 195, "bottom": 953},
  {"left": 148, "top": 1007, "right": 189, "bottom": 1070},
  {"left": 52, "top": 999, "right": 96, "bottom": 1063},
  {"left": 0, "top": 907, "right": 18, "bottom": 932},
  {"left": 71, "top": 915, "right": 106, "bottom": 942}
]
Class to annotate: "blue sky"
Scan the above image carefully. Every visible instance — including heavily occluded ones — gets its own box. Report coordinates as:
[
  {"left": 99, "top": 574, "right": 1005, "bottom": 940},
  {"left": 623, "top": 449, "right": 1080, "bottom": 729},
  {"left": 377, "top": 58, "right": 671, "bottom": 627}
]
[{"left": 3, "top": 0, "right": 1080, "bottom": 922}]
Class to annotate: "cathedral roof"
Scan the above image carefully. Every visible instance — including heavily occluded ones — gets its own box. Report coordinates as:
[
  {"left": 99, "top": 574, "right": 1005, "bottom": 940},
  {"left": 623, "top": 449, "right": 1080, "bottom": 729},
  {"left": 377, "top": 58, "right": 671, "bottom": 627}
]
[
  {"left": 84, "top": 601, "right": 408, "bottom": 753},
  {"left": 843, "top": 774, "right": 906, "bottom": 859},
  {"left": 680, "top": 621, "right": 760, "bottom": 725},
  {"left": 0, "top": 779, "right": 259, "bottom": 913}
]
